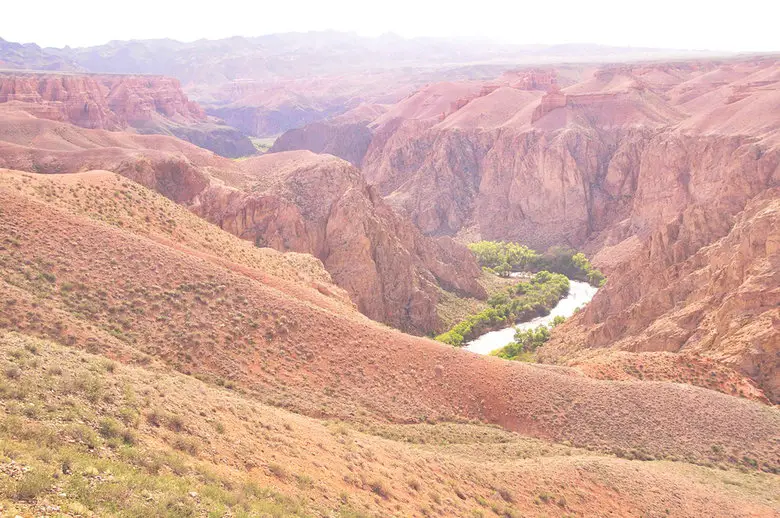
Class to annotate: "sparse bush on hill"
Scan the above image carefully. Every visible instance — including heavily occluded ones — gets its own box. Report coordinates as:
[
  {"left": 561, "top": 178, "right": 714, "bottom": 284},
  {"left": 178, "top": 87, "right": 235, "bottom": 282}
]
[
  {"left": 12, "top": 470, "right": 52, "bottom": 502},
  {"left": 435, "top": 272, "right": 569, "bottom": 346}
]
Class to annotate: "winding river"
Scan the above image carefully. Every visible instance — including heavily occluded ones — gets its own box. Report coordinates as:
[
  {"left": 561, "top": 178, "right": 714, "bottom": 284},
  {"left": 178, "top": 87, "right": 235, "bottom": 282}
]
[{"left": 464, "top": 280, "right": 598, "bottom": 355}]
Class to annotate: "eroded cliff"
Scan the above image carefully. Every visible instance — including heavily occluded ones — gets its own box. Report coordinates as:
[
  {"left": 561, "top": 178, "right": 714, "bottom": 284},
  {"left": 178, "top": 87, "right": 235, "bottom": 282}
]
[
  {"left": 272, "top": 58, "right": 780, "bottom": 398},
  {"left": 0, "top": 73, "right": 255, "bottom": 157},
  {"left": 192, "top": 151, "right": 486, "bottom": 334}
]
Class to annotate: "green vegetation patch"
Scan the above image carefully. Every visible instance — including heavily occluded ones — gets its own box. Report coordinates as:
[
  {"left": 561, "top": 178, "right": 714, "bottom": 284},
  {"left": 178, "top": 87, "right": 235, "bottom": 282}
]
[
  {"left": 491, "top": 315, "right": 565, "bottom": 361},
  {"left": 468, "top": 242, "right": 606, "bottom": 287},
  {"left": 435, "top": 272, "right": 569, "bottom": 346}
]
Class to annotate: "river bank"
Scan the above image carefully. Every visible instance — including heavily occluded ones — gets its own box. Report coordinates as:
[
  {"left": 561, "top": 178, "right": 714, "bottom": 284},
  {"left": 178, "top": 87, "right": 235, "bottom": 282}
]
[{"left": 465, "top": 280, "right": 598, "bottom": 355}]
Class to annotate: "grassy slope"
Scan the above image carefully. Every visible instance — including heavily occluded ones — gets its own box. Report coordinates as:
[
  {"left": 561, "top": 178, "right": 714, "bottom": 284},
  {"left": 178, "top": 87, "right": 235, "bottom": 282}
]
[
  {"left": 0, "top": 171, "right": 778, "bottom": 516},
  {"left": 0, "top": 170, "right": 349, "bottom": 302},
  {"left": 1, "top": 331, "right": 778, "bottom": 518}
]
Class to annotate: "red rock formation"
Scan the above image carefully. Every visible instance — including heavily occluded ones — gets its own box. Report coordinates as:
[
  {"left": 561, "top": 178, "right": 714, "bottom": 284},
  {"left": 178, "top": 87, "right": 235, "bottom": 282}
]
[
  {"left": 543, "top": 187, "right": 780, "bottom": 401},
  {"left": 504, "top": 68, "right": 558, "bottom": 90},
  {"left": 0, "top": 73, "right": 256, "bottom": 158},
  {"left": 0, "top": 73, "right": 204, "bottom": 129},
  {"left": 191, "top": 151, "right": 486, "bottom": 334},
  {"left": 282, "top": 57, "right": 779, "bottom": 398},
  {"left": 0, "top": 108, "right": 484, "bottom": 334},
  {"left": 531, "top": 90, "right": 567, "bottom": 122}
]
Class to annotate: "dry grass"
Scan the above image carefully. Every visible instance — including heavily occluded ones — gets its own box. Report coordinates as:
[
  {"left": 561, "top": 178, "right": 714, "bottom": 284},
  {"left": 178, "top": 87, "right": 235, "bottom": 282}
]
[
  {"left": 0, "top": 172, "right": 779, "bottom": 516},
  {"left": 0, "top": 331, "right": 777, "bottom": 517},
  {"left": 0, "top": 170, "right": 350, "bottom": 303}
]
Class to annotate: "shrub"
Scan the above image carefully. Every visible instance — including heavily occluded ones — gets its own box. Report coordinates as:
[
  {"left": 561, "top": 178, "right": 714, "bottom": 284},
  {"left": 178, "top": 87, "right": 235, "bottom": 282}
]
[
  {"left": 146, "top": 409, "right": 164, "bottom": 427},
  {"left": 497, "top": 487, "right": 515, "bottom": 503},
  {"left": 5, "top": 365, "right": 21, "bottom": 379},
  {"left": 468, "top": 241, "right": 605, "bottom": 287},
  {"left": 14, "top": 470, "right": 52, "bottom": 501},
  {"left": 369, "top": 479, "right": 390, "bottom": 499},
  {"left": 468, "top": 241, "right": 539, "bottom": 272},
  {"left": 296, "top": 474, "right": 314, "bottom": 489},
  {"left": 67, "top": 423, "right": 100, "bottom": 449},
  {"left": 166, "top": 414, "right": 185, "bottom": 432},
  {"left": 172, "top": 436, "right": 199, "bottom": 456},
  {"left": 491, "top": 324, "right": 552, "bottom": 361},
  {"left": 267, "top": 463, "right": 287, "bottom": 479},
  {"left": 99, "top": 417, "right": 123, "bottom": 439}
]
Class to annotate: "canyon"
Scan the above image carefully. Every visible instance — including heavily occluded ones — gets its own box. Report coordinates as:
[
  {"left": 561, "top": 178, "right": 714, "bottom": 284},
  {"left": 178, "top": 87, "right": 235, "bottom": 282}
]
[
  {"left": 0, "top": 104, "right": 484, "bottom": 334},
  {"left": 0, "top": 33, "right": 778, "bottom": 517},
  {"left": 273, "top": 57, "right": 780, "bottom": 401},
  {"left": 0, "top": 35, "right": 723, "bottom": 137}
]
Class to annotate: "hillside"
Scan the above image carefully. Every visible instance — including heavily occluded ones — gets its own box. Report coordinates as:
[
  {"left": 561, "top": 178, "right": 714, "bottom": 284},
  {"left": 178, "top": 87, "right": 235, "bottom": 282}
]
[
  {"left": 0, "top": 72, "right": 254, "bottom": 157},
  {"left": 1, "top": 169, "right": 779, "bottom": 517},
  {"left": 3, "top": 331, "right": 778, "bottom": 518},
  {"left": 1, "top": 170, "right": 778, "bottom": 461},
  {"left": 0, "top": 109, "right": 484, "bottom": 334}
]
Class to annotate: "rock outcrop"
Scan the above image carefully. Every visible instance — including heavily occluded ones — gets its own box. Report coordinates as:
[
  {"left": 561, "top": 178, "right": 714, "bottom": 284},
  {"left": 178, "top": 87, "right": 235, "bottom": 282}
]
[
  {"left": 542, "top": 188, "right": 780, "bottom": 400},
  {"left": 192, "top": 151, "right": 486, "bottom": 334},
  {"left": 269, "top": 121, "right": 374, "bottom": 166},
  {"left": 0, "top": 73, "right": 255, "bottom": 157},
  {"left": 0, "top": 107, "right": 484, "bottom": 334},
  {"left": 0, "top": 73, "right": 205, "bottom": 128}
]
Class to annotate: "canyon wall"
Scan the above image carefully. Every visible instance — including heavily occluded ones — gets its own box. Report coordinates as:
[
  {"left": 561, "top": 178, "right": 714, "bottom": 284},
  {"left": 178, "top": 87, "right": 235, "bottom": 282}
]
[
  {"left": 192, "top": 151, "right": 486, "bottom": 334},
  {"left": 0, "top": 73, "right": 255, "bottom": 157},
  {"left": 0, "top": 73, "right": 204, "bottom": 128},
  {"left": 272, "top": 58, "right": 780, "bottom": 398}
]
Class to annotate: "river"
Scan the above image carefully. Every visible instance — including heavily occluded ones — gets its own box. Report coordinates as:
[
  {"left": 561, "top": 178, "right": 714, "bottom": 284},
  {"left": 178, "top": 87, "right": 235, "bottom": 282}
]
[{"left": 464, "top": 280, "right": 598, "bottom": 355}]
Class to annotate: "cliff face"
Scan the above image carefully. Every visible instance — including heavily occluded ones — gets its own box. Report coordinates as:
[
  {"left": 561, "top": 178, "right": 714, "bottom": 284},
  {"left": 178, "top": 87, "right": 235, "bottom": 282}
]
[
  {"left": 269, "top": 121, "right": 374, "bottom": 166},
  {"left": 191, "top": 151, "right": 486, "bottom": 334},
  {"left": 0, "top": 73, "right": 205, "bottom": 128},
  {"left": 0, "top": 73, "right": 255, "bottom": 157},
  {"left": 542, "top": 187, "right": 780, "bottom": 401}
]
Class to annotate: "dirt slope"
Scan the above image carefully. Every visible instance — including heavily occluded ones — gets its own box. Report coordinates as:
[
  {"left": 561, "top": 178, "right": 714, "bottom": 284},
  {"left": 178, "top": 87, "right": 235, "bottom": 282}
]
[
  {"left": 3, "top": 331, "right": 777, "bottom": 517},
  {"left": 1, "top": 171, "right": 778, "bottom": 472},
  {"left": 0, "top": 110, "right": 483, "bottom": 334}
]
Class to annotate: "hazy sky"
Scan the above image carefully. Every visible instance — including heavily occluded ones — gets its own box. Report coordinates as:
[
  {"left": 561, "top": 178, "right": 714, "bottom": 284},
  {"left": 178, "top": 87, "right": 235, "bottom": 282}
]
[{"left": 3, "top": 0, "right": 779, "bottom": 51}]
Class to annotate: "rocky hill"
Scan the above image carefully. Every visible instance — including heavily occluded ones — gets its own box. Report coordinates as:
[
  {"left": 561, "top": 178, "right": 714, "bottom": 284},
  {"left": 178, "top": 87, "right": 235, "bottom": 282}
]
[
  {"left": 193, "top": 151, "right": 485, "bottom": 333},
  {"left": 0, "top": 72, "right": 255, "bottom": 157},
  {"left": 0, "top": 107, "right": 483, "bottom": 334}
]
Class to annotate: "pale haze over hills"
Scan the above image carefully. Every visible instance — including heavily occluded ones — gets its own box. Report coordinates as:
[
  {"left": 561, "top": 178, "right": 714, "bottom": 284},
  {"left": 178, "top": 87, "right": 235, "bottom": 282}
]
[{"left": 2, "top": 0, "right": 780, "bottom": 51}]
